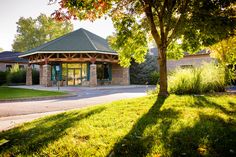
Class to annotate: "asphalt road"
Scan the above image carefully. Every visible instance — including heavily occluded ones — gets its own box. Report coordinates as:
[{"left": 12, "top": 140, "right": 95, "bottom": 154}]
[{"left": 0, "top": 86, "right": 152, "bottom": 131}]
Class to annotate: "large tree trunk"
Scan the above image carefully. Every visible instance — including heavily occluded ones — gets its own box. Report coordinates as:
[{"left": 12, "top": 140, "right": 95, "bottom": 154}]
[{"left": 158, "top": 47, "right": 169, "bottom": 97}]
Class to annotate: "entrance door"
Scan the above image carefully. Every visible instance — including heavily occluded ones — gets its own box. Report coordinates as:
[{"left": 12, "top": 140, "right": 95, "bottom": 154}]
[
  {"left": 74, "top": 69, "right": 82, "bottom": 85},
  {"left": 67, "top": 68, "right": 82, "bottom": 86}
]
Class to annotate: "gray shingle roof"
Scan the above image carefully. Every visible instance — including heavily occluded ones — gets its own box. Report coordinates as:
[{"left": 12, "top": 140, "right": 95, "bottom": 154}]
[
  {"left": 0, "top": 51, "right": 28, "bottom": 63},
  {"left": 25, "top": 28, "right": 116, "bottom": 54}
]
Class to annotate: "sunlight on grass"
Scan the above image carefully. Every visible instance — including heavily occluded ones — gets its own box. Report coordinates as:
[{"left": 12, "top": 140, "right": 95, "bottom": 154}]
[
  {"left": 0, "top": 87, "right": 67, "bottom": 100},
  {"left": 0, "top": 94, "right": 235, "bottom": 156}
]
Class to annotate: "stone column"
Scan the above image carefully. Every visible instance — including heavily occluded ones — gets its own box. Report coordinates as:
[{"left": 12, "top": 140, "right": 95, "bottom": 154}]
[
  {"left": 42, "top": 64, "right": 52, "bottom": 87},
  {"left": 122, "top": 68, "right": 130, "bottom": 85},
  {"left": 89, "top": 64, "right": 97, "bottom": 87},
  {"left": 39, "top": 65, "right": 43, "bottom": 85},
  {"left": 26, "top": 64, "right": 32, "bottom": 86}
]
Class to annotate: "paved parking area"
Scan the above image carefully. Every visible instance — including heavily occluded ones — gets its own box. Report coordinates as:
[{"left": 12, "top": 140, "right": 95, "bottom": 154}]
[{"left": 0, "top": 86, "right": 154, "bottom": 131}]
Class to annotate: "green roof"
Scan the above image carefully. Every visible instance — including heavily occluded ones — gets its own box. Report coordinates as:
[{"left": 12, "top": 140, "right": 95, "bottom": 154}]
[{"left": 24, "top": 28, "right": 116, "bottom": 55}]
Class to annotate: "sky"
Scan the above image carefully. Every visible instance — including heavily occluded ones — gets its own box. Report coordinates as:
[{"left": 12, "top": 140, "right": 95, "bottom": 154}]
[{"left": 0, "top": 0, "right": 115, "bottom": 51}]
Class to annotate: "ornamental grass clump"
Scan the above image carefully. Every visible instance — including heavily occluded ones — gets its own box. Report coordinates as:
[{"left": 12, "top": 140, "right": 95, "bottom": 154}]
[
  {"left": 200, "top": 63, "right": 225, "bottom": 92},
  {"left": 168, "top": 63, "right": 225, "bottom": 94}
]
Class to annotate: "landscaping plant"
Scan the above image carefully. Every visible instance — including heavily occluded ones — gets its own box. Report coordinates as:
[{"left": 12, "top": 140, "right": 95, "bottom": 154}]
[
  {"left": 0, "top": 71, "right": 8, "bottom": 85},
  {"left": 168, "top": 63, "right": 225, "bottom": 94},
  {"left": 6, "top": 64, "right": 26, "bottom": 85}
]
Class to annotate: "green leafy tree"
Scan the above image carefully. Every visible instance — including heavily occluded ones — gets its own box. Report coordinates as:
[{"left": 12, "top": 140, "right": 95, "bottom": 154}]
[
  {"left": 51, "top": 0, "right": 235, "bottom": 96},
  {"left": 12, "top": 14, "right": 73, "bottom": 52},
  {"left": 210, "top": 35, "right": 236, "bottom": 66},
  {"left": 209, "top": 35, "right": 236, "bottom": 83}
]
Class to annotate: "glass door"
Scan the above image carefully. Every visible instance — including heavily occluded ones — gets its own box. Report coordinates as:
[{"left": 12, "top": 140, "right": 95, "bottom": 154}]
[
  {"left": 62, "top": 63, "right": 88, "bottom": 86},
  {"left": 74, "top": 69, "right": 82, "bottom": 85},
  {"left": 67, "top": 69, "right": 75, "bottom": 86},
  {"left": 67, "top": 68, "right": 82, "bottom": 86}
]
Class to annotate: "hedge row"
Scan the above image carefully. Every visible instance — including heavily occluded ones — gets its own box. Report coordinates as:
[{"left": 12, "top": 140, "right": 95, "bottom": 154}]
[{"left": 0, "top": 69, "right": 39, "bottom": 85}]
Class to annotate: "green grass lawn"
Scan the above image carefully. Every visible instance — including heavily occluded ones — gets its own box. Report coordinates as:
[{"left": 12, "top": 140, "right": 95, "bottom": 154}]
[
  {"left": 0, "top": 87, "right": 67, "bottom": 100},
  {"left": 0, "top": 94, "right": 235, "bottom": 156}
]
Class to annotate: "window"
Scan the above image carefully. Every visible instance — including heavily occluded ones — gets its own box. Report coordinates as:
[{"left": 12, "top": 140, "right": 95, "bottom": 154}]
[
  {"left": 19, "top": 65, "right": 24, "bottom": 69},
  {"left": 97, "top": 63, "right": 110, "bottom": 80},
  {"left": 180, "top": 65, "right": 193, "bottom": 69},
  {"left": 6, "top": 65, "right": 12, "bottom": 71}
]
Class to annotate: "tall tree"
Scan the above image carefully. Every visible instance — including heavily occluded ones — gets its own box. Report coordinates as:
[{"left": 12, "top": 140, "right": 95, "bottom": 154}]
[
  {"left": 209, "top": 35, "right": 236, "bottom": 83},
  {"left": 12, "top": 13, "right": 73, "bottom": 52},
  {"left": 51, "top": 0, "right": 235, "bottom": 96}
]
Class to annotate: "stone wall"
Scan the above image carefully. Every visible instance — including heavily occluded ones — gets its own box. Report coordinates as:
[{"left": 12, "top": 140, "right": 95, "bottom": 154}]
[
  {"left": 89, "top": 64, "right": 97, "bottom": 87},
  {"left": 111, "top": 63, "right": 130, "bottom": 85},
  {"left": 39, "top": 65, "right": 43, "bottom": 85},
  {"left": 42, "top": 64, "right": 52, "bottom": 87},
  {"left": 167, "top": 55, "right": 216, "bottom": 71},
  {"left": 26, "top": 65, "right": 32, "bottom": 85}
]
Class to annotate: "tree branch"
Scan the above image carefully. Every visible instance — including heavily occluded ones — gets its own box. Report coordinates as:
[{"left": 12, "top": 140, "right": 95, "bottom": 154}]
[
  {"left": 167, "top": 0, "right": 188, "bottom": 46},
  {"left": 141, "top": 0, "right": 162, "bottom": 58}
]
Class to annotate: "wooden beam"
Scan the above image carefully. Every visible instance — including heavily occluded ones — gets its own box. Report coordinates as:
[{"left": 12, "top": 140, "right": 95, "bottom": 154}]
[
  {"left": 62, "top": 54, "right": 68, "bottom": 58},
  {"left": 48, "top": 53, "right": 54, "bottom": 59},
  {"left": 71, "top": 53, "right": 77, "bottom": 58},
  {"left": 28, "top": 53, "right": 119, "bottom": 64},
  {"left": 86, "top": 53, "right": 92, "bottom": 58}
]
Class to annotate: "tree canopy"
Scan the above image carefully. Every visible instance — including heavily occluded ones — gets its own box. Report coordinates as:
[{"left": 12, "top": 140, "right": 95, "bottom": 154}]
[
  {"left": 210, "top": 35, "right": 236, "bottom": 66},
  {"left": 51, "top": 0, "right": 236, "bottom": 96},
  {"left": 12, "top": 13, "right": 73, "bottom": 52},
  {"left": 209, "top": 35, "right": 236, "bottom": 82}
]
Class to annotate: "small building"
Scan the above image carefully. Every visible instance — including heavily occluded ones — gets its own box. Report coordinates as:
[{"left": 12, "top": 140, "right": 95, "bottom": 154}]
[
  {"left": 0, "top": 51, "right": 28, "bottom": 71},
  {"left": 167, "top": 50, "right": 216, "bottom": 71},
  {"left": 20, "top": 28, "right": 130, "bottom": 87}
]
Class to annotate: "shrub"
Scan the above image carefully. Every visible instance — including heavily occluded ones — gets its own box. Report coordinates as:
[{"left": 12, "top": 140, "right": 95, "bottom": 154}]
[
  {"left": 130, "top": 55, "right": 158, "bottom": 85},
  {"left": 6, "top": 64, "right": 26, "bottom": 85},
  {"left": 7, "top": 70, "right": 26, "bottom": 85},
  {"left": 200, "top": 63, "right": 225, "bottom": 92},
  {"left": 168, "top": 63, "right": 225, "bottom": 94},
  {"left": 0, "top": 71, "right": 8, "bottom": 85},
  {"left": 149, "top": 71, "right": 160, "bottom": 85}
]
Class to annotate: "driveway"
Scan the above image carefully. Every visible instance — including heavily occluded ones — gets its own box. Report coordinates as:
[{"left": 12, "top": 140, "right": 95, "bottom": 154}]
[{"left": 0, "top": 86, "right": 154, "bottom": 131}]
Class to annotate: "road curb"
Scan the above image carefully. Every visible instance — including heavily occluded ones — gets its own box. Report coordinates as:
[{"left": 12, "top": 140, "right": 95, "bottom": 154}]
[{"left": 0, "top": 93, "right": 77, "bottom": 103}]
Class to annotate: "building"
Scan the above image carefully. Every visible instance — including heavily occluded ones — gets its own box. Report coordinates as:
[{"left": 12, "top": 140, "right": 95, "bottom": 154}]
[
  {"left": 148, "top": 48, "right": 216, "bottom": 71},
  {"left": 20, "top": 28, "right": 130, "bottom": 87},
  {"left": 167, "top": 50, "right": 216, "bottom": 71},
  {"left": 0, "top": 51, "right": 28, "bottom": 71}
]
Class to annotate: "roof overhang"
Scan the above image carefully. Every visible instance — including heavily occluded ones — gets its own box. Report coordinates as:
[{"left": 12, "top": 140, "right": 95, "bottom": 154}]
[
  {"left": 19, "top": 51, "right": 118, "bottom": 58},
  {"left": 0, "top": 61, "right": 28, "bottom": 64}
]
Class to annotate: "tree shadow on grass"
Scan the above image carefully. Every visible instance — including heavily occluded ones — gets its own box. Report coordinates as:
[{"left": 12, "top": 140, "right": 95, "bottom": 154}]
[
  {"left": 108, "top": 96, "right": 180, "bottom": 157},
  {"left": 166, "top": 96, "right": 236, "bottom": 156},
  {"left": 108, "top": 95, "right": 236, "bottom": 157},
  {"left": 193, "top": 96, "right": 236, "bottom": 115},
  {"left": 0, "top": 107, "right": 106, "bottom": 156},
  {"left": 168, "top": 113, "right": 236, "bottom": 156}
]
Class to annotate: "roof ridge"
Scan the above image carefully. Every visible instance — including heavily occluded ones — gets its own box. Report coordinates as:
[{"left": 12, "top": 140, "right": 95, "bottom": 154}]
[
  {"left": 25, "top": 29, "right": 83, "bottom": 53},
  {"left": 81, "top": 28, "right": 98, "bottom": 50}
]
